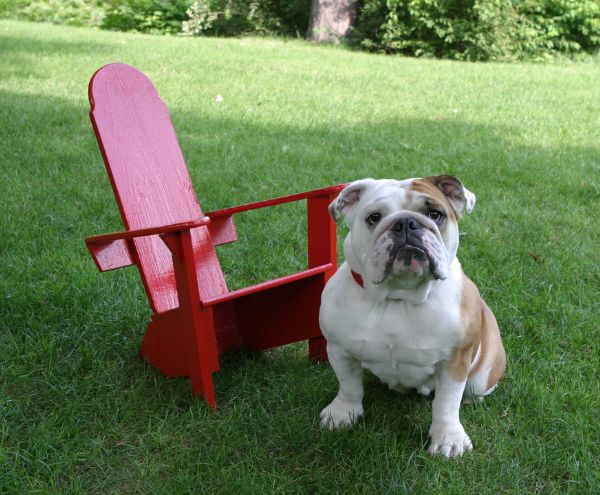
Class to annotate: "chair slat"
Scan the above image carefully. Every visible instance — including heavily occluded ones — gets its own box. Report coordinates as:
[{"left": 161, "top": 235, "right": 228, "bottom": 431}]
[{"left": 89, "top": 63, "right": 228, "bottom": 312}]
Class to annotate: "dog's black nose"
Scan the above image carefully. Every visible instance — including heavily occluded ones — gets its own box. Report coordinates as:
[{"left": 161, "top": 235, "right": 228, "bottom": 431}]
[{"left": 391, "top": 217, "right": 421, "bottom": 233}]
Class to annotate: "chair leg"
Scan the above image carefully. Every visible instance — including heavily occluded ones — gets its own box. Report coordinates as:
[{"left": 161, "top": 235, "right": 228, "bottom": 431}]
[
  {"left": 185, "top": 308, "right": 218, "bottom": 409},
  {"left": 161, "top": 229, "right": 220, "bottom": 408},
  {"left": 140, "top": 308, "right": 219, "bottom": 408},
  {"left": 307, "top": 194, "right": 338, "bottom": 364}
]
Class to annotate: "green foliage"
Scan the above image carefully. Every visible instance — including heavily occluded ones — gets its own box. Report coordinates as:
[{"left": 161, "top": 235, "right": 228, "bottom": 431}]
[
  {"left": 3, "top": 0, "right": 104, "bottom": 27},
  {"left": 181, "top": 0, "right": 310, "bottom": 37},
  {"left": 2, "top": 0, "right": 310, "bottom": 37},
  {"left": 0, "top": 0, "right": 30, "bottom": 18},
  {"left": 101, "top": 0, "right": 192, "bottom": 34},
  {"left": 269, "top": 0, "right": 311, "bottom": 36},
  {"left": 181, "top": 0, "right": 277, "bottom": 36},
  {"left": 2, "top": 0, "right": 598, "bottom": 59},
  {"left": 518, "top": 0, "right": 600, "bottom": 53},
  {"left": 350, "top": 0, "right": 600, "bottom": 60}
]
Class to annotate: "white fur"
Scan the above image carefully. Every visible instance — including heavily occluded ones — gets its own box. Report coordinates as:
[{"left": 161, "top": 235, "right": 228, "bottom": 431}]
[{"left": 319, "top": 178, "right": 482, "bottom": 458}]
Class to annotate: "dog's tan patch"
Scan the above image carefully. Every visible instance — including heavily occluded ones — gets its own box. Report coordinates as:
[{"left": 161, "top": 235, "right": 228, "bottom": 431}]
[
  {"left": 449, "top": 273, "right": 482, "bottom": 381},
  {"left": 450, "top": 344, "right": 475, "bottom": 382},
  {"left": 481, "top": 300, "right": 506, "bottom": 389},
  {"left": 410, "top": 177, "right": 459, "bottom": 224},
  {"left": 457, "top": 277, "right": 506, "bottom": 390}
]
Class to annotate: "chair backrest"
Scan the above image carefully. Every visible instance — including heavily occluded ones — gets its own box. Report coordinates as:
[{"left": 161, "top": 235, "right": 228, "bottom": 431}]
[{"left": 89, "top": 63, "right": 227, "bottom": 313}]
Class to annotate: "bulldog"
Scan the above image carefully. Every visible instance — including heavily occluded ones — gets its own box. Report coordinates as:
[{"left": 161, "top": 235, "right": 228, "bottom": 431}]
[{"left": 319, "top": 175, "right": 506, "bottom": 458}]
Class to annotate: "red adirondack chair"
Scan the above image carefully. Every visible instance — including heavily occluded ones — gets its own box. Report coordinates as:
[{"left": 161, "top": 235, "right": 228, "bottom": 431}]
[{"left": 85, "top": 63, "right": 343, "bottom": 408}]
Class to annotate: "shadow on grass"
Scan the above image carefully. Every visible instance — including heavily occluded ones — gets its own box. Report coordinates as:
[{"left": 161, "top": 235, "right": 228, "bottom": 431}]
[
  {"left": 1, "top": 67, "right": 599, "bottom": 491},
  {"left": 0, "top": 29, "right": 116, "bottom": 83},
  {"left": 1, "top": 87, "right": 598, "bottom": 413},
  {"left": 0, "top": 29, "right": 115, "bottom": 57}
]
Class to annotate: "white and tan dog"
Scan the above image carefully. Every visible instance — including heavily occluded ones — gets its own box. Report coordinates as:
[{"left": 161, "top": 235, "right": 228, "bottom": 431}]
[{"left": 319, "top": 175, "right": 506, "bottom": 458}]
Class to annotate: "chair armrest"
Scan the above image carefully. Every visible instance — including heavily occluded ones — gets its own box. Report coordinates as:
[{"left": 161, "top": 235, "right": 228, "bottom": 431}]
[
  {"left": 206, "top": 184, "right": 346, "bottom": 219},
  {"left": 85, "top": 217, "right": 210, "bottom": 272},
  {"left": 85, "top": 217, "right": 211, "bottom": 245}
]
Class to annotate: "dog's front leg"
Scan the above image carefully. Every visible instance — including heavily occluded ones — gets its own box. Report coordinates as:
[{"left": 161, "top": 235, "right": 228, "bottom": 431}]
[
  {"left": 320, "top": 343, "right": 364, "bottom": 430},
  {"left": 428, "top": 360, "right": 473, "bottom": 457}
]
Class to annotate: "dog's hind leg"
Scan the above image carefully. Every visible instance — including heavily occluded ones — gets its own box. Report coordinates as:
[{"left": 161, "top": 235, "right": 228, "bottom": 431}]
[{"left": 465, "top": 300, "right": 506, "bottom": 399}]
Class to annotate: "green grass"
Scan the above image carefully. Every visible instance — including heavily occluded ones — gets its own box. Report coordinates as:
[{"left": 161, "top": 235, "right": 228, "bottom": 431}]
[{"left": 1, "top": 19, "right": 599, "bottom": 494}]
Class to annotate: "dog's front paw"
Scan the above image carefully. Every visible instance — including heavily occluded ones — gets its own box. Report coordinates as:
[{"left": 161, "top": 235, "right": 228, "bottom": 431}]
[
  {"left": 319, "top": 396, "right": 364, "bottom": 430},
  {"left": 428, "top": 422, "right": 473, "bottom": 458}
]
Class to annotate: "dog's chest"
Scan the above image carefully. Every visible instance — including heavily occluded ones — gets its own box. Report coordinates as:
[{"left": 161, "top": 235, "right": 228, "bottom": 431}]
[
  {"left": 321, "top": 273, "right": 463, "bottom": 389},
  {"left": 351, "top": 306, "right": 458, "bottom": 386}
]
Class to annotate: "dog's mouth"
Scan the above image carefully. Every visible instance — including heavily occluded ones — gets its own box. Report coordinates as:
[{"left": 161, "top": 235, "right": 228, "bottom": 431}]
[
  {"left": 395, "top": 244, "right": 428, "bottom": 265},
  {"left": 378, "top": 243, "right": 432, "bottom": 281},
  {"left": 367, "top": 232, "right": 447, "bottom": 286}
]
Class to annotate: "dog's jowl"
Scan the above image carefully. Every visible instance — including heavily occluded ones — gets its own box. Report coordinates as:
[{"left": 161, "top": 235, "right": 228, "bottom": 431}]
[{"left": 319, "top": 176, "right": 506, "bottom": 458}]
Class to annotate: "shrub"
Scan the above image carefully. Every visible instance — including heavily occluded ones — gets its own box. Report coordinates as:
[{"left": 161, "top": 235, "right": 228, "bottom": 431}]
[
  {"left": 349, "top": 0, "right": 600, "bottom": 60},
  {"left": 518, "top": 0, "right": 600, "bottom": 53},
  {"left": 3, "top": 0, "right": 598, "bottom": 60},
  {"left": 0, "top": 0, "right": 31, "bottom": 19},
  {"left": 182, "top": 0, "right": 277, "bottom": 36},
  {"left": 6, "top": 0, "right": 104, "bottom": 27},
  {"left": 102, "top": 0, "right": 192, "bottom": 34},
  {"left": 181, "top": 0, "right": 310, "bottom": 37},
  {"left": 269, "top": 0, "right": 311, "bottom": 36},
  {"left": 1, "top": 0, "right": 311, "bottom": 37}
]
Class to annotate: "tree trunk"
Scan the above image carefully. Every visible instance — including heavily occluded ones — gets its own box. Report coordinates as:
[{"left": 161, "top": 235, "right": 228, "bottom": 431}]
[{"left": 307, "top": 0, "right": 357, "bottom": 43}]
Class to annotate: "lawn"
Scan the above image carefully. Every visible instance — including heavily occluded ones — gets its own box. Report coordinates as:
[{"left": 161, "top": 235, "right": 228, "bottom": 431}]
[{"left": 1, "top": 19, "right": 599, "bottom": 494}]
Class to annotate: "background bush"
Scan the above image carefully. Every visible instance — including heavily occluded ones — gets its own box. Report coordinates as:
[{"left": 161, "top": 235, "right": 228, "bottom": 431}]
[
  {"left": 350, "top": 0, "right": 600, "bottom": 60},
  {"left": 181, "top": 0, "right": 310, "bottom": 37},
  {"left": 518, "top": 0, "right": 600, "bottom": 53},
  {"left": 0, "top": 0, "right": 104, "bottom": 27},
  {"left": 0, "top": 0, "right": 32, "bottom": 19},
  {"left": 102, "top": 0, "right": 192, "bottom": 34},
  {"left": 1, "top": 0, "right": 599, "bottom": 60},
  {"left": 0, "top": 0, "right": 310, "bottom": 37}
]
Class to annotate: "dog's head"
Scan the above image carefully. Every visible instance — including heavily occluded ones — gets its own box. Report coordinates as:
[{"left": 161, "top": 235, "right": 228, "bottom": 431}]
[{"left": 330, "top": 176, "right": 475, "bottom": 290}]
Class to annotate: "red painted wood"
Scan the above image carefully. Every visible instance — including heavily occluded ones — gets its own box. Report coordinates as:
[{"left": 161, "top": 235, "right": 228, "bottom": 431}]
[
  {"left": 88, "top": 238, "right": 135, "bottom": 272},
  {"left": 141, "top": 309, "right": 188, "bottom": 377},
  {"left": 89, "top": 63, "right": 228, "bottom": 314},
  {"left": 207, "top": 184, "right": 346, "bottom": 219},
  {"left": 212, "top": 303, "right": 244, "bottom": 355},
  {"left": 306, "top": 192, "right": 339, "bottom": 361},
  {"left": 207, "top": 215, "right": 237, "bottom": 246},
  {"left": 141, "top": 299, "right": 245, "bottom": 376},
  {"left": 232, "top": 275, "right": 326, "bottom": 351},
  {"left": 86, "top": 63, "right": 346, "bottom": 405},
  {"left": 307, "top": 194, "right": 338, "bottom": 272},
  {"left": 86, "top": 218, "right": 210, "bottom": 245},
  {"left": 169, "top": 229, "right": 219, "bottom": 407},
  {"left": 202, "top": 263, "right": 332, "bottom": 306}
]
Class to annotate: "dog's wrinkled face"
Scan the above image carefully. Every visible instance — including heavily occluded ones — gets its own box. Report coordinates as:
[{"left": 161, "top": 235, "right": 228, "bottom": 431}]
[{"left": 330, "top": 176, "right": 475, "bottom": 288}]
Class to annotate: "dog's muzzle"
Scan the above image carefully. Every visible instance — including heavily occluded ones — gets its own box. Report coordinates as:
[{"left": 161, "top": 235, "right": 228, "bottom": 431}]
[{"left": 365, "top": 215, "right": 448, "bottom": 284}]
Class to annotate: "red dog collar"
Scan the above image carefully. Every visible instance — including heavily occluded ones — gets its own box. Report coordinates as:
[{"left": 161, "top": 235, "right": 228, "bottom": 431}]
[{"left": 351, "top": 270, "right": 364, "bottom": 289}]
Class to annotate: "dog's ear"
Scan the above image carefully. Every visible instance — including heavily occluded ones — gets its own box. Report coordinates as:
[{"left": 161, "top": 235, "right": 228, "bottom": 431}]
[
  {"left": 463, "top": 186, "right": 476, "bottom": 214},
  {"left": 329, "top": 179, "right": 375, "bottom": 224},
  {"left": 429, "top": 175, "right": 476, "bottom": 217}
]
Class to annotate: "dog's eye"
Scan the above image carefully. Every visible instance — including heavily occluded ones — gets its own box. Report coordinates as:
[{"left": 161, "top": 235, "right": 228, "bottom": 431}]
[
  {"left": 366, "top": 213, "right": 382, "bottom": 225},
  {"left": 428, "top": 209, "right": 444, "bottom": 222}
]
